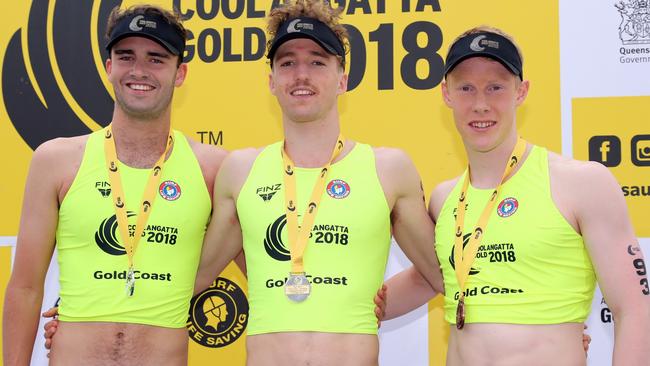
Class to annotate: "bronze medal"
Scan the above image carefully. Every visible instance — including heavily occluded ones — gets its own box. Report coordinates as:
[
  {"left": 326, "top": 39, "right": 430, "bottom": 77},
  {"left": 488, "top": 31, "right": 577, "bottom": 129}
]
[{"left": 456, "top": 299, "right": 465, "bottom": 330}]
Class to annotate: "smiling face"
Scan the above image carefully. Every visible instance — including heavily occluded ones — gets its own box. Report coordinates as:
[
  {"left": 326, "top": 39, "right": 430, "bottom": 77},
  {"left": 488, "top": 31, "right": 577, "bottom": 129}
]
[
  {"left": 106, "top": 36, "right": 186, "bottom": 121},
  {"left": 269, "top": 38, "right": 347, "bottom": 124},
  {"left": 442, "top": 56, "right": 529, "bottom": 153}
]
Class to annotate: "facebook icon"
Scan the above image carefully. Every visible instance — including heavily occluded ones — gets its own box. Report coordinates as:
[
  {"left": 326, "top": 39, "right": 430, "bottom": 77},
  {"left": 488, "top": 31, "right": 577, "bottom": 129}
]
[{"left": 588, "top": 136, "right": 621, "bottom": 167}]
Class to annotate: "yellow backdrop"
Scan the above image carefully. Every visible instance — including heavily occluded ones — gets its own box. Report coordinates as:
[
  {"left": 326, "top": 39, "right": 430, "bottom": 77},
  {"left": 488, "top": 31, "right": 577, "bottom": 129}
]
[{"left": 0, "top": 1, "right": 561, "bottom": 365}]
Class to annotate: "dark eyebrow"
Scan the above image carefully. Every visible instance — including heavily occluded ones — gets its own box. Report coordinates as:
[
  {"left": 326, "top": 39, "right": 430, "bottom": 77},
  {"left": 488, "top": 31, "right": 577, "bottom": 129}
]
[
  {"left": 113, "top": 49, "right": 170, "bottom": 59},
  {"left": 275, "top": 49, "right": 330, "bottom": 61}
]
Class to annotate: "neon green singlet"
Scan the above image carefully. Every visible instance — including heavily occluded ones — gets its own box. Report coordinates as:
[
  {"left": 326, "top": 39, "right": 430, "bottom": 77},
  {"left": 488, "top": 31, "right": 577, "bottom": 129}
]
[
  {"left": 436, "top": 146, "right": 596, "bottom": 324},
  {"left": 237, "top": 141, "right": 391, "bottom": 335},
  {"left": 56, "top": 129, "right": 210, "bottom": 328}
]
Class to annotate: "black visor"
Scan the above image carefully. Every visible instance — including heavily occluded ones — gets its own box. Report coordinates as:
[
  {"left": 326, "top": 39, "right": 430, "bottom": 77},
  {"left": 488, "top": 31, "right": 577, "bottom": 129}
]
[
  {"left": 106, "top": 12, "right": 185, "bottom": 56},
  {"left": 444, "top": 32, "right": 522, "bottom": 79},
  {"left": 267, "top": 17, "right": 345, "bottom": 66}
]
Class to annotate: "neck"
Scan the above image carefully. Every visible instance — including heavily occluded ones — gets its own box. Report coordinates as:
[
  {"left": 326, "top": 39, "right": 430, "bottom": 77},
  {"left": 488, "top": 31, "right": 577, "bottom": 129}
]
[
  {"left": 465, "top": 133, "right": 520, "bottom": 189},
  {"left": 282, "top": 114, "right": 341, "bottom": 168},
  {"left": 110, "top": 110, "right": 172, "bottom": 168}
]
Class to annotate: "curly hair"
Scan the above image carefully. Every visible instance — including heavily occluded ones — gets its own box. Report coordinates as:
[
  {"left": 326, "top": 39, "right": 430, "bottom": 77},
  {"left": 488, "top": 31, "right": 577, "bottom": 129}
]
[
  {"left": 266, "top": 0, "right": 349, "bottom": 68},
  {"left": 105, "top": 4, "right": 187, "bottom": 65}
]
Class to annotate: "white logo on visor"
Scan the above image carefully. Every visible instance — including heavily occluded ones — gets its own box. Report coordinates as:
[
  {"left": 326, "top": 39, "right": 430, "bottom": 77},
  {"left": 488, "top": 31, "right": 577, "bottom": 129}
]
[
  {"left": 470, "top": 35, "right": 487, "bottom": 51},
  {"left": 129, "top": 15, "right": 144, "bottom": 31},
  {"left": 287, "top": 19, "right": 302, "bottom": 33}
]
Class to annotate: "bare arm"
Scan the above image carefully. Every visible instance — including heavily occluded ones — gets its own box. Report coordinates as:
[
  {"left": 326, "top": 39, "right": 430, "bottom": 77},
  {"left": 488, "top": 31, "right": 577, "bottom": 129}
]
[
  {"left": 377, "top": 149, "right": 443, "bottom": 297},
  {"left": 3, "top": 141, "right": 65, "bottom": 365},
  {"left": 194, "top": 149, "right": 257, "bottom": 293},
  {"left": 381, "top": 178, "right": 455, "bottom": 319},
  {"left": 567, "top": 161, "right": 650, "bottom": 365}
]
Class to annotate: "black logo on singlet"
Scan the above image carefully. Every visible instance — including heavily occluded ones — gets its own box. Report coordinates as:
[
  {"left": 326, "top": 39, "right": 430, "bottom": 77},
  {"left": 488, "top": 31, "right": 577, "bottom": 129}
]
[
  {"left": 449, "top": 233, "right": 481, "bottom": 275},
  {"left": 188, "top": 277, "right": 248, "bottom": 348},
  {"left": 95, "top": 212, "right": 136, "bottom": 255},
  {"left": 264, "top": 214, "right": 291, "bottom": 261},
  {"left": 256, "top": 183, "right": 281, "bottom": 202},
  {"left": 2, "top": 0, "right": 121, "bottom": 150},
  {"left": 95, "top": 181, "right": 111, "bottom": 197}
]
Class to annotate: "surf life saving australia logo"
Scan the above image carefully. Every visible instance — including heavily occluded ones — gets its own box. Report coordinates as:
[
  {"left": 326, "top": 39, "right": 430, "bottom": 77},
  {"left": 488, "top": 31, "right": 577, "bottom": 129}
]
[
  {"left": 615, "top": 0, "right": 650, "bottom": 64},
  {"left": 188, "top": 277, "right": 248, "bottom": 348}
]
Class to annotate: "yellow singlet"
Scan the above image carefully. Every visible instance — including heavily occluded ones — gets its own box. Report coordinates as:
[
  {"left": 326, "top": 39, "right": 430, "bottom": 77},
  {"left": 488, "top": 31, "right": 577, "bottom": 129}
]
[
  {"left": 56, "top": 129, "right": 211, "bottom": 328},
  {"left": 237, "top": 141, "right": 391, "bottom": 335},
  {"left": 436, "top": 146, "right": 596, "bottom": 324}
]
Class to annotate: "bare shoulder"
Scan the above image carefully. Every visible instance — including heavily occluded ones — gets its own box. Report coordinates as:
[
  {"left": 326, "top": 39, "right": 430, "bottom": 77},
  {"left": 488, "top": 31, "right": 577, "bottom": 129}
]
[
  {"left": 218, "top": 147, "right": 264, "bottom": 198},
  {"left": 548, "top": 151, "right": 622, "bottom": 225},
  {"left": 372, "top": 146, "right": 416, "bottom": 171},
  {"left": 428, "top": 176, "right": 460, "bottom": 221},
  {"left": 372, "top": 147, "right": 421, "bottom": 206},
  {"left": 32, "top": 135, "right": 89, "bottom": 176},
  {"left": 29, "top": 135, "right": 90, "bottom": 200},
  {"left": 548, "top": 151, "right": 620, "bottom": 195},
  {"left": 186, "top": 137, "right": 228, "bottom": 182}
]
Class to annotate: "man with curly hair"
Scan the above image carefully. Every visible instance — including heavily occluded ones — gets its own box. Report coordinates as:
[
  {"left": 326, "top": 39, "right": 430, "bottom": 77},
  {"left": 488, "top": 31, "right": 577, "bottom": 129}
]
[
  {"left": 195, "top": 0, "right": 443, "bottom": 364},
  {"left": 3, "top": 4, "right": 228, "bottom": 365}
]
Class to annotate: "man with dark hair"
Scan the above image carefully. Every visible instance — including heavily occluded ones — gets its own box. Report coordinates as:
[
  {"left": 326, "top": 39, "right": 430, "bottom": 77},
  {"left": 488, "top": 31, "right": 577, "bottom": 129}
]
[
  {"left": 381, "top": 26, "right": 650, "bottom": 365},
  {"left": 2, "top": 5, "right": 227, "bottom": 365},
  {"left": 194, "top": 1, "right": 443, "bottom": 365}
]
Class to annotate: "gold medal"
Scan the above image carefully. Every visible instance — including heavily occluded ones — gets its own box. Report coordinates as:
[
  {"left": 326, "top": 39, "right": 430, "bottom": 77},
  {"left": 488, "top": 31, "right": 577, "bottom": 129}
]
[
  {"left": 456, "top": 299, "right": 465, "bottom": 329},
  {"left": 285, "top": 272, "right": 311, "bottom": 302}
]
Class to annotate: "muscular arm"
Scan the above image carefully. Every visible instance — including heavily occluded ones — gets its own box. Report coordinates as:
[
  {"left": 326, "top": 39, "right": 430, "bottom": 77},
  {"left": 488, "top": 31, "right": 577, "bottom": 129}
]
[
  {"left": 565, "top": 161, "right": 650, "bottom": 365},
  {"left": 382, "top": 178, "right": 455, "bottom": 319},
  {"left": 2, "top": 141, "right": 65, "bottom": 365},
  {"left": 376, "top": 149, "right": 443, "bottom": 300},
  {"left": 194, "top": 149, "right": 256, "bottom": 293}
]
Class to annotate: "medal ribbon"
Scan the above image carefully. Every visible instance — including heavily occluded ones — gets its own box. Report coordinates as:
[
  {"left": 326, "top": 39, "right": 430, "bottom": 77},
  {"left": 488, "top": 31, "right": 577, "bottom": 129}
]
[
  {"left": 454, "top": 138, "right": 527, "bottom": 304},
  {"left": 282, "top": 134, "right": 345, "bottom": 274},
  {"left": 104, "top": 125, "right": 174, "bottom": 293}
]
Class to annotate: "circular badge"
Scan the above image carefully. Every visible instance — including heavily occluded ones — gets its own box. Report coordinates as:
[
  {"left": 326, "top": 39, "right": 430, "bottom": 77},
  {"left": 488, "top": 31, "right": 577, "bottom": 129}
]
[
  {"left": 159, "top": 180, "right": 181, "bottom": 201},
  {"left": 497, "top": 197, "right": 519, "bottom": 218},
  {"left": 187, "top": 277, "right": 249, "bottom": 348},
  {"left": 326, "top": 179, "right": 350, "bottom": 199}
]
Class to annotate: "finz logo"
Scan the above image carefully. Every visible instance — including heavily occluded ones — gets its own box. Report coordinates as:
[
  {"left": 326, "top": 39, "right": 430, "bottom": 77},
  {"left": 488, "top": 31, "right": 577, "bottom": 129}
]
[
  {"left": 589, "top": 135, "right": 622, "bottom": 167},
  {"left": 497, "top": 197, "right": 519, "bottom": 218},
  {"left": 264, "top": 214, "right": 291, "bottom": 261},
  {"left": 631, "top": 134, "right": 650, "bottom": 166},
  {"left": 449, "top": 233, "right": 480, "bottom": 275},
  {"left": 95, "top": 181, "right": 111, "bottom": 197},
  {"left": 188, "top": 277, "right": 248, "bottom": 348},
  {"left": 326, "top": 179, "right": 350, "bottom": 199},
  {"left": 95, "top": 211, "right": 136, "bottom": 255},
  {"left": 615, "top": 1, "right": 650, "bottom": 44},
  {"left": 2, "top": 0, "right": 121, "bottom": 150},
  {"left": 256, "top": 183, "right": 281, "bottom": 202},
  {"left": 159, "top": 180, "right": 181, "bottom": 201}
]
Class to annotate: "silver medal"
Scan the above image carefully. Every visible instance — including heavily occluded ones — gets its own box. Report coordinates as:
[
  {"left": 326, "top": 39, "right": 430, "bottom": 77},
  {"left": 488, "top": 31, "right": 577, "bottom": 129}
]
[
  {"left": 284, "top": 273, "right": 311, "bottom": 302},
  {"left": 125, "top": 267, "right": 135, "bottom": 297}
]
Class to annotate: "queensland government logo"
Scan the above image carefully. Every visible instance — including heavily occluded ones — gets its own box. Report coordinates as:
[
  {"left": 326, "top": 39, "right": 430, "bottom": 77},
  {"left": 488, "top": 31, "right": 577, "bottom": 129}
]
[
  {"left": 188, "top": 277, "right": 248, "bottom": 348},
  {"left": 159, "top": 180, "right": 181, "bottom": 201},
  {"left": 616, "top": 0, "right": 650, "bottom": 44},
  {"left": 326, "top": 179, "right": 350, "bottom": 199},
  {"left": 496, "top": 197, "right": 518, "bottom": 218},
  {"left": 2, "top": 0, "right": 120, "bottom": 150}
]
